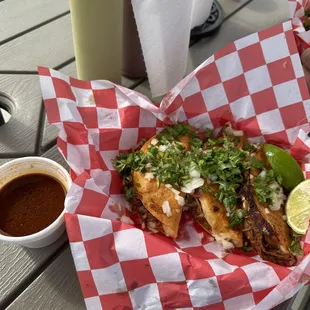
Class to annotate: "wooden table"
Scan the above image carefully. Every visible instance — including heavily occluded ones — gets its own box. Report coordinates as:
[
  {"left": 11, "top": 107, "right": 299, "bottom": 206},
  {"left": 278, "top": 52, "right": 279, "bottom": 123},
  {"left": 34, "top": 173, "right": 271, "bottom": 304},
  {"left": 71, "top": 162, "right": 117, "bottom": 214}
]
[{"left": 0, "top": 0, "right": 309, "bottom": 309}]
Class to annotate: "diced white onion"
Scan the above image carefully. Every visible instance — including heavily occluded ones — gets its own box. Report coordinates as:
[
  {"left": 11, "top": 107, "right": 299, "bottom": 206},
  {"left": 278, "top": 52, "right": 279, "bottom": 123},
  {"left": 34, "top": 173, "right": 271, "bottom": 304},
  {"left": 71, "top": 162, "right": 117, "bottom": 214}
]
[
  {"left": 265, "top": 208, "right": 270, "bottom": 214},
  {"left": 233, "top": 130, "right": 244, "bottom": 137},
  {"left": 189, "top": 163, "right": 200, "bottom": 178},
  {"left": 170, "top": 188, "right": 180, "bottom": 196},
  {"left": 260, "top": 170, "right": 266, "bottom": 178},
  {"left": 208, "top": 174, "right": 218, "bottom": 182},
  {"left": 144, "top": 172, "right": 154, "bottom": 180},
  {"left": 159, "top": 145, "right": 169, "bottom": 152},
  {"left": 222, "top": 240, "right": 234, "bottom": 250},
  {"left": 181, "top": 187, "right": 193, "bottom": 194},
  {"left": 190, "top": 169, "right": 200, "bottom": 178},
  {"left": 151, "top": 138, "right": 159, "bottom": 145},
  {"left": 214, "top": 234, "right": 234, "bottom": 250},
  {"left": 282, "top": 215, "right": 287, "bottom": 221},
  {"left": 146, "top": 163, "right": 152, "bottom": 168},
  {"left": 162, "top": 200, "right": 172, "bottom": 217},
  {"left": 269, "top": 182, "right": 284, "bottom": 211},
  {"left": 120, "top": 215, "right": 134, "bottom": 225},
  {"left": 176, "top": 195, "right": 185, "bottom": 206},
  {"left": 183, "top": 177, "right": 204, "bottom": 192}
]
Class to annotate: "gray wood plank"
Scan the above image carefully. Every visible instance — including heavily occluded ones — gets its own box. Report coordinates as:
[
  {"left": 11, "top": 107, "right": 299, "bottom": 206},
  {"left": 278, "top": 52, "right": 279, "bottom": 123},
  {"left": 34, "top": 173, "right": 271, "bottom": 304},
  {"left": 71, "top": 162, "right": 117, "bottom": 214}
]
[
  {"left": 0, "top": 15, "right": 73, "bottom": 71},
  {"left": 0, "top": 74, "right": 42, "bottom": 154},
  {"left": 6, "top": 248, "right": 85, "bottom": 310},
  {"left": 0, "top": 146, "right": 69, "bottom": 308},
  {"left": 0, "top": 234, "right": 68, "bottom": 309},
  {"left": 0, "top": 0, "right": 68, "bottom": 42}
]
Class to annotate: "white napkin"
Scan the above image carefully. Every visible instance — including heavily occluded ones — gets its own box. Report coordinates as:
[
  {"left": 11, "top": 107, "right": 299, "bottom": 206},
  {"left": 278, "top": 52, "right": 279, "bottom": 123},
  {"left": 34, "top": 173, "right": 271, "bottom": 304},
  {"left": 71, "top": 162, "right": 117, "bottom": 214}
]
[
  {"left": 131, "top": 0, "right": 213, "bottom": 97},
  {"left": 191, "top": 0, "right": 213, "bottom": 28}
]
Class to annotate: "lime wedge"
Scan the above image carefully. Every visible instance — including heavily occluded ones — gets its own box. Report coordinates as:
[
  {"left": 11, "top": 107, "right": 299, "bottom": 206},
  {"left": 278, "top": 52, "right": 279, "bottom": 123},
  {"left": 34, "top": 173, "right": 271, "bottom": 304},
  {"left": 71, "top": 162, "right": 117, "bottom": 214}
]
[
  {"left": 264, "top": 144, "right": 304, "bottom": 191},
  {"left": 286, "top": 180, "right": 310, "bottom": 234}
]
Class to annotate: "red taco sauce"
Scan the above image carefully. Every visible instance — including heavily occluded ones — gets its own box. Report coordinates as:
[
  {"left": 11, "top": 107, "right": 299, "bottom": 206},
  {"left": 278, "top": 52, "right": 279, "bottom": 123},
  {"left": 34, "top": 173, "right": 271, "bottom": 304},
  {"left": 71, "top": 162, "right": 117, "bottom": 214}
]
[{"left": 0, "top": 174, "right": 66, "bottom": 237}]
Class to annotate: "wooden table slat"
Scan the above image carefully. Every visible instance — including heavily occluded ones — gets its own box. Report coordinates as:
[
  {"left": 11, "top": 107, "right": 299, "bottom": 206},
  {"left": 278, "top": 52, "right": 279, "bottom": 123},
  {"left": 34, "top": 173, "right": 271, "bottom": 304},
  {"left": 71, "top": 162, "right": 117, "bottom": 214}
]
[
  {"left": 6, "top": 248, "right": 85, "bottom": 310},
  {"left": 0, "top": 15, "right": 73, "bottom": 71},
  {"left": 0, "top": 74, "right": 43, "bottom": 154},
  {"left": 0, "top": 0, "right": 69, "bottom": 43}
]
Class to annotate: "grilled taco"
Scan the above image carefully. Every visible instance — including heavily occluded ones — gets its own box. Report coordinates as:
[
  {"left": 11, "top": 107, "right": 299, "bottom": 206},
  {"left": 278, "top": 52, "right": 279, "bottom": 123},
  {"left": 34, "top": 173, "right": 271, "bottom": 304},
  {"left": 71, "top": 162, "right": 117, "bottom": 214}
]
[
  {"left": 241, "top": 147, "right": 298, "bottom": 266},
  {"left": 114, "top": 124, "right": 195, "bottom": 238},
  {"left": 114, "top": 124, "right": 302, "bottom": 265},
  {"left": 131, "top": 134, "right": 190, "bottom": 238},
  {"left": 189, "top": 127, "right": 247, "bottom": 249},
  {"left": 192, "top": 188, "right": 244, "bottom": 249}
]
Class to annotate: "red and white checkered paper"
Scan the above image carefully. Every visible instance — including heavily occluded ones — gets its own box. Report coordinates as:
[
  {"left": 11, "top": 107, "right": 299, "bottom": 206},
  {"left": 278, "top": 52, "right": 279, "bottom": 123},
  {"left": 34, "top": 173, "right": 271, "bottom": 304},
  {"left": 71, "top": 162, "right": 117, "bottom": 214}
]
[
  {"left": 39, "top": 7, "right": 310, "bottom": 310},
  {"left": 290, "top": 0, "right": 310, "bottom": 50}
]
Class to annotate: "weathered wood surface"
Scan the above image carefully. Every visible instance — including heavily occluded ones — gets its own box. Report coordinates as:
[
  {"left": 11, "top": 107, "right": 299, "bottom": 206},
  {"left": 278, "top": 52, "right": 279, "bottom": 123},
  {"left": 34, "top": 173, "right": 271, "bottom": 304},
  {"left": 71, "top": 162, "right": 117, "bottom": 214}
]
[
  {"left": 6, "top": 248, "right": 85, "bottom": 310},
  {"left": 0, "top": 0, "right": 69, "bottom": 43},
  {"left": 0, "top": 74, "right": 43, "bottom": 154},
  {"left": 0, "top": 15, "right": 74, "bottom": 71}
]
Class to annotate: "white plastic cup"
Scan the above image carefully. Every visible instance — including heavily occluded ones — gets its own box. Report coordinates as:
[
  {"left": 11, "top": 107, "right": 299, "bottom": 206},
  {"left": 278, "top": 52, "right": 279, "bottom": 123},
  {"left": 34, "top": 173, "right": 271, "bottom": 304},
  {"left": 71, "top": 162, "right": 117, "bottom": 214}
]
[{"left": 0, "top": 157, "right": 71, "bottom": 248}]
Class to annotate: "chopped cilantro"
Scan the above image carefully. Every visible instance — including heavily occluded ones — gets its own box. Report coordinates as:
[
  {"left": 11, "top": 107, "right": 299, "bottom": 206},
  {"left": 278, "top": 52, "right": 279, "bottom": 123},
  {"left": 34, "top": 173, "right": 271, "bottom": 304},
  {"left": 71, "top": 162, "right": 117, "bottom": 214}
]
[
  {"left": 289, "top": 233, "right": 304, "bottom": 256},
  {"left": 125, "top": 187, "right": 135, "bottom": 200},
  {"left": 242, "top": 241, "right": 253, "bottom": 253},
  {"left": 202, "top": 185, "right": 213, "bottom": 194},
  {"left": 157, "top": 124, "right": 190, "bottom": 144},
  {"left": 205, "top": 138, "right": 221, "bottom": 147},
  {"left": 199, "top": 136, "right": 249, "bottom": 212},
  {"left": 113, "top": 124, "right": 264, "bottom": 227},
  {"left": 205, "top": 128, "right": 213, "bottom": 138},
  {"left": 249, "top": 156, "right": 265, "bottom": 169},
  {"left": 253, "top": 170, "right": 278, "bottom": 205},
  {"left": 228, "top": 209, "right": 247, "bottom": 228},
  {"left": 234, "top": 137, "right": 241, "bottom": 144},
  {"left": 190, "top": 137, "right": 203, "bottom": 148},
  {"left": 114, "top": 151, "right": 147, "bottom": 175},
  {"left": 243, "top": 142, "right": 257, "bottom": 153}
]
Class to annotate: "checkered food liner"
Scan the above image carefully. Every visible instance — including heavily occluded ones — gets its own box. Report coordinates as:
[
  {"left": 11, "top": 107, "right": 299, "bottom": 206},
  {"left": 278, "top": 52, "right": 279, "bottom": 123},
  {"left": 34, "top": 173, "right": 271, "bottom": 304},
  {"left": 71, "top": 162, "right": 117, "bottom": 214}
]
[
  {"left": 39, "top": 12, "right": 310, "bottom": 310},
  {"left": 290, "top": 0, "right": 310, "bottom": 50}
]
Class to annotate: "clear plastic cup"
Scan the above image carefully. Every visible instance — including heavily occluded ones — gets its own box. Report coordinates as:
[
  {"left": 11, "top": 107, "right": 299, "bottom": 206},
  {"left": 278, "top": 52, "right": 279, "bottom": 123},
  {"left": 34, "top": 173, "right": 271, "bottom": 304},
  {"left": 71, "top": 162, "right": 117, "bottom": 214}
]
[{"left": 0, "top": 157, "right": 71, "bottom": 248}]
